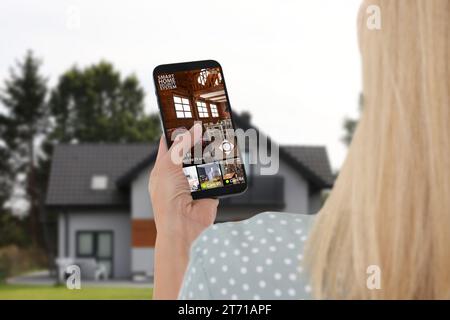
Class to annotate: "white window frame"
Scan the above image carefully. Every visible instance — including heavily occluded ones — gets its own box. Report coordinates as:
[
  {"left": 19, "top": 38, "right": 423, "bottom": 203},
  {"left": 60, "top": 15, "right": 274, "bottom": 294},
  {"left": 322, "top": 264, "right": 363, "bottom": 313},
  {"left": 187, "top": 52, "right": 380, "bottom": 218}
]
[
  {"left": 196, "top": 101, "right": 209, "bottom": 118},
  {"left": 210, "top": 104, "right": 219, "bottom": 117},
  {"left": 173, "top": 96, "right": 192, "bottom": 118}
]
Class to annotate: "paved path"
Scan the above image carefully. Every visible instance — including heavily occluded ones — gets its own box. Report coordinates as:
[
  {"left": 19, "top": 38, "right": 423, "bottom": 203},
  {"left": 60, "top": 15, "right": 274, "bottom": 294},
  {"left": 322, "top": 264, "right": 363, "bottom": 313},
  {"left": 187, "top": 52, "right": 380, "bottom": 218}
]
[{"left": 6, "top": 270, "right": 153, "bottom": 288}]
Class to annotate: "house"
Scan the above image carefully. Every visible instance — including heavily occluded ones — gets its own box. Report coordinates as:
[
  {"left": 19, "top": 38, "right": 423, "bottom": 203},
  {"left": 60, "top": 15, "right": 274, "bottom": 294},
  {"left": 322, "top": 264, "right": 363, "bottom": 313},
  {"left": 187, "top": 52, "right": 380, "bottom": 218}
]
[{"left": 45, "top": 115, "right": 334, "bottom": 280}]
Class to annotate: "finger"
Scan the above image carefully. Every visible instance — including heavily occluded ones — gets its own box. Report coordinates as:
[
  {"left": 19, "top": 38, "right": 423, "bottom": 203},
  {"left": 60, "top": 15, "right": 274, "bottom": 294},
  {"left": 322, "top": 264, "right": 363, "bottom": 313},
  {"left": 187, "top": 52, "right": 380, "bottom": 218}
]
[
  {"left": 155, "top": 135, "right": 168, "bottom": 163},
  {"left": 167, "top": 122, "right": 203, "bottom": 167}
]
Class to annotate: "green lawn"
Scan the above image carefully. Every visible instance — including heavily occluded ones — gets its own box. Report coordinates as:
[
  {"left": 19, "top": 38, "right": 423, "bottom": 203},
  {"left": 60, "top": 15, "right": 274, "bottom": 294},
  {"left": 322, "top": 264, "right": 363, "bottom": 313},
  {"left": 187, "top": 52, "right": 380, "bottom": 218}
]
[{"left": 0, "top": 284, "right": 153, "bottom": 300}]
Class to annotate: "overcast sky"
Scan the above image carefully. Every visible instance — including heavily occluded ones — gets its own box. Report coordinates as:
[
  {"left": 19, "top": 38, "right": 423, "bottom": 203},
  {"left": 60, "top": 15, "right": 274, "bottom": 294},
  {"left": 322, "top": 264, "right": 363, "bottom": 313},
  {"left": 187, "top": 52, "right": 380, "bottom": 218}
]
[{"left": 0, "top": 0, "right": 362, "bottom": 170}]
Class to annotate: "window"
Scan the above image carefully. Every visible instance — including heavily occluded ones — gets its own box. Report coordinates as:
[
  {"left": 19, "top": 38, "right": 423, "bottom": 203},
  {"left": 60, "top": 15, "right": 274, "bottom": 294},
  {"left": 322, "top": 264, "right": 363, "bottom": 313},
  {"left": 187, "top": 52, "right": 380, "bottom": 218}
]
[
  {"left": 210, "top": 104, "right": 219, "bottom": 117},
  {"left": 197, "top": 69, "right": 209, "bottom": 85},
  {"left": 76, "top": 231, "right": 114, "bottom": 277},
  {"left": 91, "top": 175, "right": 108, "bottom": 190},
  {"left": 215, "top": 72, "right": 222, "bottom": 86},
  {"left": 173, "top": 96, "right": 192, "bottom": 118},
  {"left": 196, "top": 101, "right": 209, "bottom": 118},
  {"left": 78, "top": 233, "right": 94, "bottom": 255}
]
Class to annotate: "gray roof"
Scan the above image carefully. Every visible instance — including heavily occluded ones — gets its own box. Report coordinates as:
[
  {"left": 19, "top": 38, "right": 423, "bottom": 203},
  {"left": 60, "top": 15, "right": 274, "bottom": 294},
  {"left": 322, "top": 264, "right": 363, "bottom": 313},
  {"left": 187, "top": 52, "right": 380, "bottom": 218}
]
[
  {"left": 46, "top": 144, "right": 157, "bottom": 207},
  {"left": 282, "top": 146, "right": 334, "bottom": 188},
  {"left": 46, "top": 143, "right": 333, "bottom": 207}
]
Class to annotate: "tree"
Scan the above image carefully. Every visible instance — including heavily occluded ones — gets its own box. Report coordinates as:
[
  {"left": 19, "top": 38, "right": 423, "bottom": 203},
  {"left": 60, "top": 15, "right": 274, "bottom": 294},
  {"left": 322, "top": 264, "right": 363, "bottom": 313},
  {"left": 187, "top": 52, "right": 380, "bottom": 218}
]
[
  {"left": 342, "top": 93, "right": 363, "bottom": 146},
  {"left": 0, "top": 51, "right": 48, "bottom": 247},
  {"left": 0, "top": 144, "right": 22, "bottom": 247},
  {"left": 0, "top": 142, "right": 12, "bottom": 206},
  {"left": 48, "top": 61, "right": 160, "bottom": 144},
  {"left": 0, "top": 211, "right": 29, "bottom": 247}
]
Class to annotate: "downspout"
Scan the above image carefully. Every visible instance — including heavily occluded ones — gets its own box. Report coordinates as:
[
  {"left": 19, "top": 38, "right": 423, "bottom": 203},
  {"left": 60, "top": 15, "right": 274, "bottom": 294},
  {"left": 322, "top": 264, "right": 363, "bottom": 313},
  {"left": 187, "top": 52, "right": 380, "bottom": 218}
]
[{"left": 64, "top": 210, "right": 69, "bottom": 258}]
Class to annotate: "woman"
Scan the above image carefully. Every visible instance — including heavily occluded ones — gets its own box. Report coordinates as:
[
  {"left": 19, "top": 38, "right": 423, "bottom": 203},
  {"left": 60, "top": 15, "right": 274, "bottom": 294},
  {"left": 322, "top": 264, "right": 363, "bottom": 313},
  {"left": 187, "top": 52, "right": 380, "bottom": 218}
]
[{"left": 150, "top": 0, "right": 450, "bottom": 299}]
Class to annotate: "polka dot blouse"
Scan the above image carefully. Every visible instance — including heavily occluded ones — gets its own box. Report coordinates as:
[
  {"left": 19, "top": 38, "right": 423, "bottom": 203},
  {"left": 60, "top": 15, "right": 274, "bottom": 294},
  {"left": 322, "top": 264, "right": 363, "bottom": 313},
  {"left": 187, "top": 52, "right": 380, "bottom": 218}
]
[{"left": 178, "top": 212, "right": 315, "bottom": 300}]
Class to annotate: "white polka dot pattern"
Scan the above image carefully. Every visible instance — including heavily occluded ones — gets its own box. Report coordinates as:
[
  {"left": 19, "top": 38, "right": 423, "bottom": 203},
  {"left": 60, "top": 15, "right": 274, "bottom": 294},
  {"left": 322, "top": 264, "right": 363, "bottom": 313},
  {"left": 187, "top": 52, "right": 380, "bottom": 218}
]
[{"left": 177, "top": 212, "right": 315, "bottom": 300}]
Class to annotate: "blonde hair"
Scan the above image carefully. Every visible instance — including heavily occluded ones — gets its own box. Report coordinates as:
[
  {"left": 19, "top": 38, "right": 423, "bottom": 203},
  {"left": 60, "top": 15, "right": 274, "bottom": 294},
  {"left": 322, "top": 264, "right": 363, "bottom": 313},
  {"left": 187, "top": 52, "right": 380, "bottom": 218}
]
[{"left": 305, "top": 0, "right": 450, "bottom": 299}]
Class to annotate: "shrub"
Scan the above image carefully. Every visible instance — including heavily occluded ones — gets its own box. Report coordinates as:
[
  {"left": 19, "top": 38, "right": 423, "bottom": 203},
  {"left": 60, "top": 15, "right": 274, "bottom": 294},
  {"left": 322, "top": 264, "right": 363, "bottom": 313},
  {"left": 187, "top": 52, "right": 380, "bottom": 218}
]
[{"left": 0, "top": 245, "right": 48, "bottom": 281}]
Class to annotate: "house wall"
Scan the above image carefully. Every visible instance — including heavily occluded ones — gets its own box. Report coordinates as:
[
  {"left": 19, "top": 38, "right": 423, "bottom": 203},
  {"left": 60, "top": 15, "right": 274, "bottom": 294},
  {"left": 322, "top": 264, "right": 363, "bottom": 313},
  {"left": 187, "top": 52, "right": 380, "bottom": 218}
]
[
  {"left": 130, "top": 159, "right": 310, "bottom": 221},
  {"left": 58, "top": 210, "right": 131, "bottom": 279},
  {"left": 308, "top": 191, "right": 323, "bottom": 214},
  {"left": 127, "top": 128, "right": 330, "bottom": 274},
  {"left": 276, "top": 160, "right": 309, "bottom": 214},
  {"left": 213, "top": 160, "right": 312, "bottom": 221},
  {"left": 128, "top": 156, "right": 312, "bottom": 276},
  {"left": 132, "top": 248, "right": 154, "bottom": 278},
  {"left": 130, "top": 167, "right": 155, "bottom": 278},
  {"left": 247, "top": 149, "right": 310, "bottom": 214},
  {"left": 131, "top": 164, "right": 154, "bottom": 219}
]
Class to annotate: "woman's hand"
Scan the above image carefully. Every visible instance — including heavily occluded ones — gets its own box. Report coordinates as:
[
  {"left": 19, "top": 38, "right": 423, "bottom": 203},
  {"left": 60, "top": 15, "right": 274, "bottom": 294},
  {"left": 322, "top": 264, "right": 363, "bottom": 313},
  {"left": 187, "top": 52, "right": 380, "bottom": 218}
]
[{"left": 149, "top": 123, "right": 219, "bottom": 299}]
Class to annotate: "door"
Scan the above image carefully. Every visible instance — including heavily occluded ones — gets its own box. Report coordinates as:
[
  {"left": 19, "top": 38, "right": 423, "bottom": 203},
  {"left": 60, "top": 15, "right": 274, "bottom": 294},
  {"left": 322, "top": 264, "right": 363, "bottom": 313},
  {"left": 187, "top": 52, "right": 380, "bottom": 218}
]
[{"left": 76, "top": 231, "right": 114, "bottom": 278}]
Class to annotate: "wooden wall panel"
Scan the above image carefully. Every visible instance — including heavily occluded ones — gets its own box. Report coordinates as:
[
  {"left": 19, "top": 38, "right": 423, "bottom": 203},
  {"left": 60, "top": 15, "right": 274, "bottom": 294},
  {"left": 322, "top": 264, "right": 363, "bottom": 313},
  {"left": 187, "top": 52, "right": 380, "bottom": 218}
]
[{"left": 132, "top": 219, "right": 157, "bottom": 248}]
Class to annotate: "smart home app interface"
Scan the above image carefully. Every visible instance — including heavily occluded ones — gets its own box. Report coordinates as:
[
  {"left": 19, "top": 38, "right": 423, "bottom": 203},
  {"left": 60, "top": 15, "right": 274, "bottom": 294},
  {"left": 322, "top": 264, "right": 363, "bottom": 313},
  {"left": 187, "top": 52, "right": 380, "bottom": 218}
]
[{"left": 155, "top": 67, "right": 246, "bottom": 193}]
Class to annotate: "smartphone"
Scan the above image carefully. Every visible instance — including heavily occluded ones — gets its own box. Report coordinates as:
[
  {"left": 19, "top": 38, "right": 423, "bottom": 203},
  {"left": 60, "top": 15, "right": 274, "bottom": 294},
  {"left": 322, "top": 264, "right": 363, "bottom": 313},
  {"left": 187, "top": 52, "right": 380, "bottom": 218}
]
[{"left": 153, "top": 60, "right": 248, "bottom": 199}]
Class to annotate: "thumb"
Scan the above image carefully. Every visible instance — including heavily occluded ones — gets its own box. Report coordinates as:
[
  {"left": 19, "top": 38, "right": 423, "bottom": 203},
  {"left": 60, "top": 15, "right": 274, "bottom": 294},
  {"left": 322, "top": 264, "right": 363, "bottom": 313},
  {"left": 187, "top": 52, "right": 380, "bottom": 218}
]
[{"left": 155, "top": 136, "right": 168, "bottom": 164}]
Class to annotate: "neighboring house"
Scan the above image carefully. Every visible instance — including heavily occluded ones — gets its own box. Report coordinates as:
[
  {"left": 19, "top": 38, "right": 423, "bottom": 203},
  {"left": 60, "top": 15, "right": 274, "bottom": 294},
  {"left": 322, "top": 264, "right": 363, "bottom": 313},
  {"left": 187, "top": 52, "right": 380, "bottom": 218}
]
[{"left": 46, "top": 115, "right": 334, "bottom": 280}]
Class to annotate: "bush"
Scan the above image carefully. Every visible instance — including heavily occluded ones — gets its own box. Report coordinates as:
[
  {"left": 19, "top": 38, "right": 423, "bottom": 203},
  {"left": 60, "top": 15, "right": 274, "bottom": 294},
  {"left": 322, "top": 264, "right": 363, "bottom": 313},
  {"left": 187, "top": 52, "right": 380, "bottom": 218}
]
[
  {"left": 0, "top": 245, "right": 48, "bottom": 281},
  {"left": 0, "top": 254, "right": 11, "bottom": 283}
]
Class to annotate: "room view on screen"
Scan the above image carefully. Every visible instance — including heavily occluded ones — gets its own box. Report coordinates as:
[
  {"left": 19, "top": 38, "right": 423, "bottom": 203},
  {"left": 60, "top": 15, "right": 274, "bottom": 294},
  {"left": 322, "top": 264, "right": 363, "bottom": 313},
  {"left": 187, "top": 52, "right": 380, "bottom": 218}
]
[{"left": 156, "top": 67, "right": 245, "bottom": 192}]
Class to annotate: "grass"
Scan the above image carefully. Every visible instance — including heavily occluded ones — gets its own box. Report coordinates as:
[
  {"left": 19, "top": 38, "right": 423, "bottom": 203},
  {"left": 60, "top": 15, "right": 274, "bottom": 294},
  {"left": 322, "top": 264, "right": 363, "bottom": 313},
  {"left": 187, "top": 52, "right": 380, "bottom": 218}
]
[{"left": 0, "top": 284, "right": 153, "bottom": 300}]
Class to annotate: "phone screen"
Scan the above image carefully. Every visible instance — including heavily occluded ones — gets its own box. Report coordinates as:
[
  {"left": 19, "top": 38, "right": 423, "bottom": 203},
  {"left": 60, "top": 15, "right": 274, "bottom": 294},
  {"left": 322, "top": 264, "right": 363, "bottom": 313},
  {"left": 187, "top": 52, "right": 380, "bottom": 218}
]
[{"left": 153, "top": 61, "right": 247, "bottom": 198}]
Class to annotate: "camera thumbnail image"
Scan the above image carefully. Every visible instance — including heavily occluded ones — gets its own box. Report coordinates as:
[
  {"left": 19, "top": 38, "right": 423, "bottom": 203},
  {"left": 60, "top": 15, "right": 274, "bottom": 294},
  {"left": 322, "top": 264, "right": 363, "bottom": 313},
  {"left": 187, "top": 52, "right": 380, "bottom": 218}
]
[
  {"left": 220, "top": 158, "right": 246, "bottom": 186},
  {"left": 197, "top": 162, "right": 224, "bottom": 190},
  {"left": 182, "top": 166, "right": 200, "bottom": 192}
]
